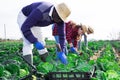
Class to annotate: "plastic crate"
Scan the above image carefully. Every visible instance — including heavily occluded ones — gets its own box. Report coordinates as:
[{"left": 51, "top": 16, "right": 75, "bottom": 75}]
[{"left": 45, "top": 72, "right": 93, "bottom": 80}]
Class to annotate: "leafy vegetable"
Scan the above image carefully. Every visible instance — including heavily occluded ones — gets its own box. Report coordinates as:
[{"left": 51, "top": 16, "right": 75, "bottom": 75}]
[
  {"left": 76, "top": 62, "right": 93, "bottom": 72},
  {"left": 2, "top": 70, "right": 11, "bottom": 78},
  {"left": 0, "top": 64, "right": 4, "bottom": 77},
  {"left": 19, "top": 69, "right": 28, "bottom": 78},
  {"left": 5, "top": 63, "right": 20, "bottom": 75},
  {"left": 104, "top": 70, "right": 120, "bottom": 80},
  {"left": 37, "top": 62, "right": 53, "bottom": 74}
]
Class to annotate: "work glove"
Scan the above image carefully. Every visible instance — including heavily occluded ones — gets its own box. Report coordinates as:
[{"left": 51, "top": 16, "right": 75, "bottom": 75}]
[
  {"left": 34, "top": 42, "right": 44, "bottom": 50},
  {"left": 70, "top": 47, "right": 77, "bottom": 53},
  {"left": 57, "top": 52, "right": 68, "bottom": 64}
]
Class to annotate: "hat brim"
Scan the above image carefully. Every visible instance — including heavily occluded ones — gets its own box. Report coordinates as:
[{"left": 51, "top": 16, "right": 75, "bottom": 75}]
[
  {"left": 55, "top": 3, "right": 71, "bottom": 21},
  {"left": 88, "top": 27, "right": 94, "bottom": 33},
  {"left": 81, "top": 25, "right": 87, "bottom": 33}
]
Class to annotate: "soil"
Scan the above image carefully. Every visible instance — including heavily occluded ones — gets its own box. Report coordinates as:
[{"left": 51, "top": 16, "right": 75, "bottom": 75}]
[
  {"left": 112, "top": 47, "right": 120, "bottom": 60},
  {"left": 90, "top": 47, "right": 105, "bottom": 60}
]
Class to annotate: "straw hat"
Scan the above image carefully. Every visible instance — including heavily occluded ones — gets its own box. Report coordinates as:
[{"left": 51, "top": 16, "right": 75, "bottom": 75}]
[
  {"left": 55, "top": 3, "right": 71, "bottom": 21},
  {"left": 87, "top": 26, "right": 94, "bottom": 34},
  {"left": 81, "top": 25, "right": 87, "bottom": 33}
]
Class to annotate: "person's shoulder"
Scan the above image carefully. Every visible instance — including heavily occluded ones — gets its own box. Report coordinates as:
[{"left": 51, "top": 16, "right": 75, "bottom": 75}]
[
  {"left": 40, "top": 1, "right": 53, "bottom": 5},
  {"left": 31, "top": 1, "right": 53, "bottom": 5}
]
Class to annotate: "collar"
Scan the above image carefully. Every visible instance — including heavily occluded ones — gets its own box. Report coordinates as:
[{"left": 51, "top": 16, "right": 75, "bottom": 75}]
[{"left": 49, "top": 6, "right": 54, "bottom": 20}]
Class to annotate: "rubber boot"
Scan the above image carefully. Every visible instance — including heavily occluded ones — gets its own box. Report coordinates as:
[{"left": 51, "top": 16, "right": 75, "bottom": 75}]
[
  {"left": 23, "top": 54, "right": 33, "bottom": 66},
  {"left": 23, "top": 54, "right": 37, "bottom": 73},
  {"left": 40, "top": 52, "right": 49, "bottom": 62}
]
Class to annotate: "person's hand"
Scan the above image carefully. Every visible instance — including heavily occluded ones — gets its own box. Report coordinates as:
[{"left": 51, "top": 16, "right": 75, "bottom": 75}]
[
  {"left": 70, "top": 47, "right": 77, "bottom": 53},
  {"left": 34, "top": 42, "right": 44, "bottom": 50},
  {"left": 57, "top": 52, "right": 68, "bottom": 64}
]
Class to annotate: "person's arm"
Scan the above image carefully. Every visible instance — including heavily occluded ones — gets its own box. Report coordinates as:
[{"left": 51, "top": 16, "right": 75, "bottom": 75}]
[
  {"left": 69, "top": 38, "right": 79, "bottom": 54},
  {"left": 57, "top": 22, "right": 65, "bottom": 52},
  {"left": 73, "top": 39, "right": 78, "bottom": 49},
  {"left": 56, "top": 22, "right": 68, "bottom": 64},
  {"left": 52, "top": 23, "right": 60, "bottom": 44},
  {"left": 21, "top": 9, "right": 45, "bottom": 50},
  {"left": 52, "top": 24, "right": 58, "bottom": 36},
  {"left": 21, "top": 9, "right": 43, "bottom": 43}
]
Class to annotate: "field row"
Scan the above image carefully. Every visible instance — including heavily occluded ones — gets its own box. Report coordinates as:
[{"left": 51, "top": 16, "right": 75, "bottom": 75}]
[{"left": 0, "top": 40, "right": 120, "bottom": 80}]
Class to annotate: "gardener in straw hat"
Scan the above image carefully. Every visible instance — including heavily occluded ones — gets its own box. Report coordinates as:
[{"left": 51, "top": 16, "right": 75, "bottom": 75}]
[
  {"left": 52, "top": 21, "right": 88, "bottom": 55},
  {"left": 52, "top": 21, "right": 76, "bottom": 56},
  {"left": 78, "top": 25, "right": 94, "bottom": 51},
  {"left": 17, "top": 1, "right": 71, "bottom": 65},
  {"left": 67, "top": 24, "right": 89, "bottom": 54}
]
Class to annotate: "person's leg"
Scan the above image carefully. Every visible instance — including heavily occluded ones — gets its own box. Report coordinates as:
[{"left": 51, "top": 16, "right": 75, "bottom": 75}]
[
  {"left": 31, "top": 27, "right": 48, "bottom": 62},
  {"left": 78, "top": 39, "right": 82, "bottom": 51},
  {"left": 64, "top": 40, "right": 68, "bottom": 55},
  {"left": 53, "top": 36, "right": 60, "bottom": 60},
  {"left": 17, "top": 11, "right": 33, "bottom": 65},
  {"left": 84, "top": 34, "right": 88, "bottom": 49},
  {"left": 22, "top": 39, "right": 34, "bottom": 65}
]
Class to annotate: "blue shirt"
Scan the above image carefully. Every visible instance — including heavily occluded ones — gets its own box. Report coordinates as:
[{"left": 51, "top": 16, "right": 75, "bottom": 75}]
[{"left": 21, "top": 1, "right": 65, "bottom": 51}]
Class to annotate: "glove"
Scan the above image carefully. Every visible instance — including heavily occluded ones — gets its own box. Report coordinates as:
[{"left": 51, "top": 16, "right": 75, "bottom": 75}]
[
  {"left": 34, "top": 42, "right": 44, "bottom": 50},
  {"left": 57, "top": 52, "right": 68, "bottom": 64},
  {"left": 70, "top": 47, "right": 77, "bottom": 53}
]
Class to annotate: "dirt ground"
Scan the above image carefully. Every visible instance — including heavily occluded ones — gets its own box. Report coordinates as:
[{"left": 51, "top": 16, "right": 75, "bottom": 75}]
[
  {"left": 90, "top": 47, "right": 105, "bottom": 60},
  {"left": 112, "top": 47, "right": 120, "bottom": 60}
]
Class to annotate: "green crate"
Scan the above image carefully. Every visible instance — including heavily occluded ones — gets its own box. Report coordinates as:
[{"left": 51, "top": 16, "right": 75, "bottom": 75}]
[{"left": 45, "top": 72, "right": 93, "bottom": 80}]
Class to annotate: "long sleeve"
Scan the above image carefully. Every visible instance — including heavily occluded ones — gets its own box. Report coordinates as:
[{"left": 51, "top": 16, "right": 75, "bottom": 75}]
[
  {"left": 67, "top": 26, "right": 79, "bottom": 48},
  {"left": 57, "top": 22, "right": 65, "bottom": 52},
  {"left": 66, "top": 23, "right": 72, "bottom": 44},
  {"left": 52, "top": 24, "right": 58, "bottom": 36},
  {"left": 21, "top": 9, "right": 43, "bottom": 43},
  {"left": 73, "top": 39, "right": 78, "bottom": 48},
  {"left": 21, "top": 2, "right": 53, "bottom": 43}
]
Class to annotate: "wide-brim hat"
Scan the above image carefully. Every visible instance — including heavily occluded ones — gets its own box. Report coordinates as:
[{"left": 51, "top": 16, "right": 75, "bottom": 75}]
[
  {"left": 81, "top": 25, "right": 87, "bottom": 33},
  {"left": 55, "top": 3, "right": 71, "bottom": 21},
  {"left": 88, "top": 26, "right": 94, "bottom": 33}
]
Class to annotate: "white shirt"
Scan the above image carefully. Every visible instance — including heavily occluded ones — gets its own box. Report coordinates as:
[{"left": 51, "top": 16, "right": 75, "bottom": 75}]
[{"left": 49, "top": 6, "right": 54, "bottom": 20}]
